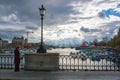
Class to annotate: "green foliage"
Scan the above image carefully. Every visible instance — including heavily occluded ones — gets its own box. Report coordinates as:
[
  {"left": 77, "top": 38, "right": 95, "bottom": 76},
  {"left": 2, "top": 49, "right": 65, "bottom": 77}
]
[
  {"left": 0, "top": 49, "right": 3, "bottom": 54},
  {"left": 107, "top": 28, "right": 120, "bottom": 48},
  {"left": 118, "top": 28, "right": 120, "bottom": 37},
  {"left": 0, "top": 48, "right": 5, "bottom": 54}
]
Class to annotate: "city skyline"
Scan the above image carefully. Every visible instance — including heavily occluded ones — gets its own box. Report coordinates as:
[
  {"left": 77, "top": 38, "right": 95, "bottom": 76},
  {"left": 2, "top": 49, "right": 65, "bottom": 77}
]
[{"left": 0, "top": 0, "right": 120, "bottom": 46}]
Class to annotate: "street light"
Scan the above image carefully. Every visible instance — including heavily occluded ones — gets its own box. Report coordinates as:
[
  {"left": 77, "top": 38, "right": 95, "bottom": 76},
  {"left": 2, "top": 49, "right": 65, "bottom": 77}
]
[{"left": 37, "top": 4, "right": 46, "bottom": 53}]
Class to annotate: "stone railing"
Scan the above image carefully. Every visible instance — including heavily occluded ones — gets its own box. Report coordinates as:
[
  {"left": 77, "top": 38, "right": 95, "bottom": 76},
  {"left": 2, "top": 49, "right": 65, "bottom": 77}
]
[{"left": 0, "top": 54, "right": 120, "bottom": 71}]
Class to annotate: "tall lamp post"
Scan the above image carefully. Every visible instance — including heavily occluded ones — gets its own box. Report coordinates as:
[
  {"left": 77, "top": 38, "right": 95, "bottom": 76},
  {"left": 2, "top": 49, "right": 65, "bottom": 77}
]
[{"left": 37, "top": 5, "right": 46, "bottom": 53}]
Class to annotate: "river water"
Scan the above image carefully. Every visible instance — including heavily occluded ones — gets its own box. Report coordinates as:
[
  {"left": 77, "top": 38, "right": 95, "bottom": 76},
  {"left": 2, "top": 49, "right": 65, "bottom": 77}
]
[{"left": 47, "top": 48, "right": 77, "bottom": 55}]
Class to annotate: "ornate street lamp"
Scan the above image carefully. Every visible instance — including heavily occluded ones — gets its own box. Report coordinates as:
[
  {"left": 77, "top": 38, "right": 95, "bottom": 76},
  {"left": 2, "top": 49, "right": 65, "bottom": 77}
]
[{"left": 37, "top": 5, "right": 46, "bottom": 53}]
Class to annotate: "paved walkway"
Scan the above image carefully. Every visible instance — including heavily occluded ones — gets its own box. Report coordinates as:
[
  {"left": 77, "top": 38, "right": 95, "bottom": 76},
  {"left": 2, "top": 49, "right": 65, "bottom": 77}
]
[{"left": 0, "top": 70, "right": 120, "bottom": 80}]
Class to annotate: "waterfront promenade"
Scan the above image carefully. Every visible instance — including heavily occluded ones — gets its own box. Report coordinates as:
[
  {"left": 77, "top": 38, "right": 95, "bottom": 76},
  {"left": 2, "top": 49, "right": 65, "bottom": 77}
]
[{"left": 0, "top": 70, "right": 120, "bottom": 80}]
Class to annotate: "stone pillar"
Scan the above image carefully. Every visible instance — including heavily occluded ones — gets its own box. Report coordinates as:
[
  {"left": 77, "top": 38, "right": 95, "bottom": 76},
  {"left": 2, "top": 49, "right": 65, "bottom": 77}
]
[{"left": 24, "top": 53, "right": 59, "bottom": 71}]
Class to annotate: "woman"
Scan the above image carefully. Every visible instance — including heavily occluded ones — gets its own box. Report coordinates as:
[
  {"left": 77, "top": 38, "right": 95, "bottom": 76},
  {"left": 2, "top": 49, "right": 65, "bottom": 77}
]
[{"left": 14, "top": 47, "right": 20, "bottom": 72}]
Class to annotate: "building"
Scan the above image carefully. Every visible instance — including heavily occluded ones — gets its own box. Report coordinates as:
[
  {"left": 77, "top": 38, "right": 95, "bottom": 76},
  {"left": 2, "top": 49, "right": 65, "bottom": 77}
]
[
  {"left": 12, "top": 37, "right": 27, "bottom": 48},
  {"left": 75, "top": 41, "right": 90, "bottom": 50},
  {"left": 2, "top": 40, "right": 8, "bottom": 48},
  {"left": 0, "top": 38, "right": 2, "bottom": 48},
  {"left": 0, "top": 38, "right": 9, "bottom": 48}
]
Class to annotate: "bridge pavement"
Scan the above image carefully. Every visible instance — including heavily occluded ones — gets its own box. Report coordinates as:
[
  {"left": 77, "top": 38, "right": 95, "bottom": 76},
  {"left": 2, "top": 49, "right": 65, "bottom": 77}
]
[{"left": 0, "top": 70, "right": 120, "bottom": 80}]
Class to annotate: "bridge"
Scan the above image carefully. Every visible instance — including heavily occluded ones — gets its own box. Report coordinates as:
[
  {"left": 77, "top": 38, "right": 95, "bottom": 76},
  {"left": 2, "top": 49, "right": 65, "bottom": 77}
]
[{"left": 0, "top": 54, "right": 120, "bottom": 71}]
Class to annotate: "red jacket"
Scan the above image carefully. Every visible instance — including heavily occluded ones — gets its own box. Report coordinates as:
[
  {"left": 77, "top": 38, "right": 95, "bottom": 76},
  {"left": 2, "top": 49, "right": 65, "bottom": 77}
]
[{"left": 14, "top": 48, "right": 20, "bottom": 64}]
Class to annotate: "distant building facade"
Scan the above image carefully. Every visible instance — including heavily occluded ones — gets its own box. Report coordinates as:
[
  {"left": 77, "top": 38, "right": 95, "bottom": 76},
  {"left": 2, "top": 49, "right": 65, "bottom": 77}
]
[
  {"left": 0, "top": 38, "right": 2, "bottom": 48},
  {"left": 2, "top": 40, "right": 8, "bottom": 48},
  {"left": 12, "top": 37, "right": 27, "bottom": 48},
  {"left": 0, "top": 38, "right": 9, "bottom": 48}
]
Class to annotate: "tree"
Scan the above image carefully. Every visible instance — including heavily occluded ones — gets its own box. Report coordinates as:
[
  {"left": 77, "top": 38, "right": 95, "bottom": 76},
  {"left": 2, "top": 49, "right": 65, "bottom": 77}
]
[
  {"left": 118, "top": 28, "right": 120, "bottom": 37},
  {"left": 107, "top": 28, "right": 120, "bottom": 48},
  {"left": 93, "top": 39, "right": 99, "bottom": 46}
]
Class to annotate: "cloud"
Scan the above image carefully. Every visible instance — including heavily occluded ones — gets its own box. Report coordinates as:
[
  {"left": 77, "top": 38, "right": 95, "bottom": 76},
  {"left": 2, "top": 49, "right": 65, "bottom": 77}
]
[
  {"left": 0, "top": 28, "right": 26, "bottom": 40},
  {"left": 80, "top": 27, "right": 90, "bottom": 32},
  {"left": 1, "top": 13, "right": 20, "bottom": 23},
  {"left": 100, "top": 21, "right": 120, "bottom": 36},
  {"left": 96, "top": 0, "right": 116, "bottom": 5},
  {"left": 0, "top": 0, "right": 120, "bottom": 46},
  {"left": 46, "top": 37, "right": 81, "bottom": 47},
  {"left": 98, "top": 12, "right": 106, "bottom": 19},
  {"left": 117, "top": 3, "right": 120, "bottom": 8},
  {"left": 102, "top": 3, "right": 120, "bottom": 19},
  {"left": 0, "top": 0, "right": 74, "bottom": 25},
  {"left": 80, "top": 26, "right": 101, "bottom": 33},
  {"left": 25, "top": 26, "right": 38, "bottom": 30}
]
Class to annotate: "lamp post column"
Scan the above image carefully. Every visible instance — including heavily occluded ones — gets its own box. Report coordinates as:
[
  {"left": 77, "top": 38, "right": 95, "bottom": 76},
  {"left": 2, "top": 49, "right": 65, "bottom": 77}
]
[
  {"left": 41, "top": 15, "right": 43, "bottom": 47},
  {"left": 37, "top": 5, "right": 46, "bottom": 53}
]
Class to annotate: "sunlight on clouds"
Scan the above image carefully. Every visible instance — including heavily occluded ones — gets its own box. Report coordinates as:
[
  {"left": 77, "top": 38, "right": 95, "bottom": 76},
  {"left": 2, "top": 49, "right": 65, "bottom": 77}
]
[
  {"left": 109, "top": 15, "right": 120, "bottom": 21},
  {"left": 28, "top": 0, "right": 120, "bottom": 44},
  {"left": 44, "top": 24, "right": 82, "bottom": 40},
  {"left": 0, "top": 0, "right": 120, "bottom": 45}
]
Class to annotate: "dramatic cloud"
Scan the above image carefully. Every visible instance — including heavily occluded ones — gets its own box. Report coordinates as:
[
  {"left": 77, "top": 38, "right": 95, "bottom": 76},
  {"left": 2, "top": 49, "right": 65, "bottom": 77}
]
[
  {"left": 80, "top": 27, "right": 101, "bottom": 33},
  {"left": 0, "top": 0, "right": 120, "bottom": 46},
  {"left": 98, "top": 12, "right": 106, "bottom": 19},
  {"left": 25, "top": 26, "right": 38, "bottom": 30}
]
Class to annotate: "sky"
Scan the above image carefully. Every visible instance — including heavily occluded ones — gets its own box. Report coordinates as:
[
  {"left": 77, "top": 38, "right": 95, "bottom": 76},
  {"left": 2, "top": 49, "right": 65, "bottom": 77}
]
[{"left": 0, "top": 0, "right": 120, "bottom": 47}]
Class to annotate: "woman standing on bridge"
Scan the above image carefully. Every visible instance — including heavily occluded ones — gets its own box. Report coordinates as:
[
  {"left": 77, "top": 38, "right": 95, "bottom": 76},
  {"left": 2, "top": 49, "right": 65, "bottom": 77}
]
[{"left": 14, "top": 47, "right": 20, "bottom": 72}]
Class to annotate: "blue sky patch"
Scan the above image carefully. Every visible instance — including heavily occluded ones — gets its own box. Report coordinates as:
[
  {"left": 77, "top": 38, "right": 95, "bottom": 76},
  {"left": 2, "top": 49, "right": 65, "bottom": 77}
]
[{"left": 102, "top": 3, "right": 120, "bottom": 19}]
